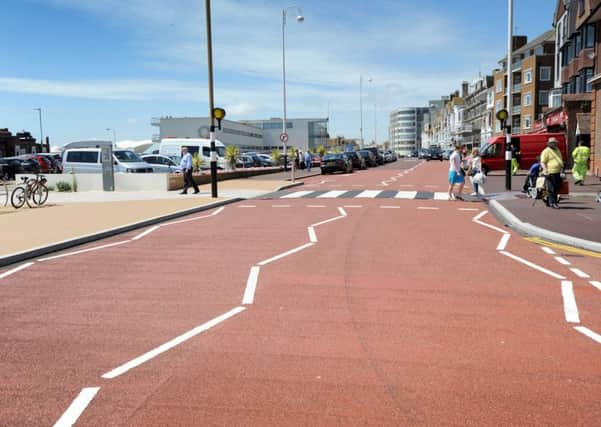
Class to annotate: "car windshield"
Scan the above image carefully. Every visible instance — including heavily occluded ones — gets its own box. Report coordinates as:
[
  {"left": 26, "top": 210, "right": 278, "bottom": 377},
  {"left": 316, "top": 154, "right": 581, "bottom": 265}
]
[
  {"left": 114, "top": 151, "right": 143, "bottom": 162},
  {"left": 323, "top": 154, "right": 342, "bottom": 160}
]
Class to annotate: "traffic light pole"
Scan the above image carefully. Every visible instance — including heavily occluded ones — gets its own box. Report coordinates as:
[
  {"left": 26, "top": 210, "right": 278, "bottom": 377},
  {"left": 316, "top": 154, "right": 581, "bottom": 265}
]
[
  {"left": 505, "top": 0, "right": 513, "bottom": 191},
  {"left": 205, "top": 0, "right": 218, "bottom": 198}
]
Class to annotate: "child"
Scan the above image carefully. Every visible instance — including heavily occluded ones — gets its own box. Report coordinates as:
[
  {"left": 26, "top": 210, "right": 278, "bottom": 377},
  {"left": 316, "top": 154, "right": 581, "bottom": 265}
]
[{"left": 522, "top": 156, "right": 541, "bottom": 193}]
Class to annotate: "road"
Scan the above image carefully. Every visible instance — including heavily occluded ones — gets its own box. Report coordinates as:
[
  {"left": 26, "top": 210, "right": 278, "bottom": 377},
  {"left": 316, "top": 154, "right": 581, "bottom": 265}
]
[{"left": 1, "top": 160, "right": 601, "bottom": 426}]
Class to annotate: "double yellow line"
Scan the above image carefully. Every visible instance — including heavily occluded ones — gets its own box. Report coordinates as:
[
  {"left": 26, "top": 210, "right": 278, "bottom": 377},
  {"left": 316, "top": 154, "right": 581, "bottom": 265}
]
[{"left": 525, "top": 237, "right": 601, "bottom": 259}]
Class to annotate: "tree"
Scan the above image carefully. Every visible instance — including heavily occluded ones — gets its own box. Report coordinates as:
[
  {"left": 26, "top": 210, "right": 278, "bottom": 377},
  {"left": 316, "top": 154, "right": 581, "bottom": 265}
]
[
  {"left": 224, "top": 145, "right": 240, "bottom": 170},
  {"left": 271, "top": 148, "right": 281, "bottom": 164},
  {"left": 316, "top": 144, "right": 326, "bottom": 157},
  {"left": 192, "top": 153, "right": 204, "bottom": 171}
]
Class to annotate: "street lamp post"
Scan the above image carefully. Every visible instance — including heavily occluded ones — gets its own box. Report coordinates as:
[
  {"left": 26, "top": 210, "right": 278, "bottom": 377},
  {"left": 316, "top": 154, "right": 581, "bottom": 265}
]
[
  {"left": 282, "top": 6, "right": 304, "bottom": 173},
  {"left": 359, "top": 75, "right": 372, "bottom": 147},
  {"left": 505, "top": 0, "right": 514, "bottom": 190},
  {"left": 33, "top": 108, "right": 44, "bottom": 151},
  {"left": 205, "top": 0, "right": 218, "bottom": 198}
]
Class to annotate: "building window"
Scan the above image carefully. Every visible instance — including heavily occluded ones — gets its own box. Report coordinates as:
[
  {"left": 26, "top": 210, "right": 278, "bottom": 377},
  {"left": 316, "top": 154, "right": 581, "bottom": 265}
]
[
  {"left": 524, "top": 69, "right": 533, "bottom": 84},
  {"left": 538, "top": 90, "right": 549, "bottom": 106},
  {"left": 523, "top": 92, "right": 532, "bottom": 106},
  {"left": 524, "top": 116, "right": 532, "bottom": 129},
  {"left": 567, "top": 41, "right": 575, "bottom": 63},
  {"left": 535, "top": 46, "right": 544, "bottom": 56},
  {"left": 495, "top": 100, "right": 503, "bottom": 112},
  {"left": 579, "top": 0, "right": 585, "bottom": 16},
  {"left": 585, "top": 24, "right": 596, "bottom": 48},
  {"left": 496, "top": 80, "right": 503, "bottom": 93},
  {"left": 583, "top": 67, "right": 594, "bottom": 93},
  {"left": 575, "top": 32, "right": 583, "bottom": 56},
  {"left": 539, "top": 66, "right": 551, "bottom": 81}
]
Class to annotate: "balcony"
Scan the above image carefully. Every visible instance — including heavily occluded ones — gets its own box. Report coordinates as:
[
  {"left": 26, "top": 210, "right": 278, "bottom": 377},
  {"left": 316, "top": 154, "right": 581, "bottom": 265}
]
[
  {"left": 512, "top": 106, "right": 521, "bottom": 114},
  {"left": 512, "top": 83, "right": 521, "bottom": 92},
  {"left": 151, "top": 117, "right": 161, "bottom": 127}
]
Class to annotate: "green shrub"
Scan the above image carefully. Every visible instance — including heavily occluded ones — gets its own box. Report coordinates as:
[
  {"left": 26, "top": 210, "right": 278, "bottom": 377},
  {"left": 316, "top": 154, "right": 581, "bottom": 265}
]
[{"left": 56, "top": 181, "right": 72, "bottom": 192}]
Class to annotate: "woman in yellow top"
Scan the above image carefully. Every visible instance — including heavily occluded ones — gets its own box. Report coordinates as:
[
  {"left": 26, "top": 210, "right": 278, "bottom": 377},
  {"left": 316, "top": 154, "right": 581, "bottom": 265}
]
[
  {"left": 572, "top": 141, "right": 590, "bottom": 185},
  {"left": 540, "top": 137, "right": 564, "bottom": 209}
]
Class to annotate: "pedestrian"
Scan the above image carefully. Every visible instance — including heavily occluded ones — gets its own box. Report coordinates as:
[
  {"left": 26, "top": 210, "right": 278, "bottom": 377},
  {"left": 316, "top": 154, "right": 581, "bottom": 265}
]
[
  {"left": 179, "top": 146, "right": 199, "bottom": 195},
  {"left": 467, "top": 147, "right": 484, "bottom": 196},
  {"left": 305, "top": 150, "right": 312, "bottom": 173},
  {"left": 511, "top": 143, "right": 521, "bottom": 175},
  {"left": 540, "top": 137, "right": 564, "bottom": 209},
  {"left": 522, "top": 155, "right": 541, "bottom": 194},
  {"left": 448, "top": 144, "right": 465, "bottom": 200},
  {"left": 572, "top": 140, "right": 590, "bottom": 185}
]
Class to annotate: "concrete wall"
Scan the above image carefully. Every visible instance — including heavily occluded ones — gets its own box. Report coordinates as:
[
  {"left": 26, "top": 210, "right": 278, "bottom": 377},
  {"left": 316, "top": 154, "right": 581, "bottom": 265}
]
[{"left": 17, "top": 173, "right": 170, "bottom": 192}]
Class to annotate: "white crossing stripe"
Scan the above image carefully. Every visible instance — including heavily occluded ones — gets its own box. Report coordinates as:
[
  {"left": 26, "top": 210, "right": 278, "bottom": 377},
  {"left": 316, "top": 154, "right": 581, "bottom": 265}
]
[
  {"left": 395, "top": 191, "right": 417, "bottom": 199},
  {"left": 356, "top": 190, "right": 382, "bottom": 198},
  {"left": 317, "top": 190, "right": 347, "bottom": 198},
  {"left": 433, "top": 192, "right": 450, "bottom": 200},
  {"left": 281, "top": 190, "right": 313, "bottom": 198}
]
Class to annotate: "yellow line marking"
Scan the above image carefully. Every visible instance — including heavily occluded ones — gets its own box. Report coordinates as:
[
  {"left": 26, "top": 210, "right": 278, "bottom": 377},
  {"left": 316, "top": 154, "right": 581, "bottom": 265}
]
[{"left": 525, "top": 237, "right": 601, "bottom": 259}]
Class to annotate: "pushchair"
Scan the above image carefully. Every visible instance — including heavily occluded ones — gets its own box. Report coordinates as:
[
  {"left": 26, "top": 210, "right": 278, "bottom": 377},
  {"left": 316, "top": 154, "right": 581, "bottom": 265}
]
[{"left": 528, "top": 174, "right": 569, "bottom": 206}]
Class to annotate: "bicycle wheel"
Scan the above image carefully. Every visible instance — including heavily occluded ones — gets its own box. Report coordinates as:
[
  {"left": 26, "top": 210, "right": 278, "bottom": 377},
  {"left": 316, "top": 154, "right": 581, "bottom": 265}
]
[
  {"left": 10, "top": 187, "right": 26, "bottom": 209},
  {"left": 32, "top": 184, "right": 48, "bottom": 206}
]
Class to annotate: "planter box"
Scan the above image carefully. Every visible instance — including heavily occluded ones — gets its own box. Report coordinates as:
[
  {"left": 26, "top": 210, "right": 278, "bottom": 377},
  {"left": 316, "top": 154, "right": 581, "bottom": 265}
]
[{"left": 168, "top": 167, "right": 283, "bottom": 191}]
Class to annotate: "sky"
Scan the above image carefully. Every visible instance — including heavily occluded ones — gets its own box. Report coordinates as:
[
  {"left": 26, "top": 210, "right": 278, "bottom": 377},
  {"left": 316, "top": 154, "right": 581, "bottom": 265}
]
[{"left": 1, "top": 0, "right": 557, "bottom": 148}]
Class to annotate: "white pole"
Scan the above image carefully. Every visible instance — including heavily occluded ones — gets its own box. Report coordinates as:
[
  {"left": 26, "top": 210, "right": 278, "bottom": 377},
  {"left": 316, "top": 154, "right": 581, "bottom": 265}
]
[
  {"left": 282, "top": 8, "right": 288, "bottom": 173},
  {"left": 360, "top": 75, "right": 364, "bottom": 148},
  {"left": 505, "top": 0, "right": 513, "bottom": 190}
]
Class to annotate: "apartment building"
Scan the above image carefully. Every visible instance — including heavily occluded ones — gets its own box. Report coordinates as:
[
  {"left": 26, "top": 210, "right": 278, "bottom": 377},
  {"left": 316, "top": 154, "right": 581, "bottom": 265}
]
[
  {"left": 463, "top": 76, "right": 494, "bottom": 148},
  {"left": 554, "top": 0, "right": 600, "bottom": 173},
  {"left": 388, "top": 107, "right": 430, "bottom": 156},
  {"left": 493, "top": 31, "right": 556, "bottom": 136}
]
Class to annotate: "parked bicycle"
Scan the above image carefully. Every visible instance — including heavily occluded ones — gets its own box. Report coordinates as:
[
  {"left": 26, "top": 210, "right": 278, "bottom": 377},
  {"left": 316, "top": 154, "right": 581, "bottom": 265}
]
[{"left": 11, "top": 174, "right": 48, "bottom": 209}]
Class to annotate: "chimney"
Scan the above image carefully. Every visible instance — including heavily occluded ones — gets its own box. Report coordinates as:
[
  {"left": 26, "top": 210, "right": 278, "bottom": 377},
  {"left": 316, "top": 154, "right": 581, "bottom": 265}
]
[{"left": 512, "top": 35, "right": 527, "bottom": 51}]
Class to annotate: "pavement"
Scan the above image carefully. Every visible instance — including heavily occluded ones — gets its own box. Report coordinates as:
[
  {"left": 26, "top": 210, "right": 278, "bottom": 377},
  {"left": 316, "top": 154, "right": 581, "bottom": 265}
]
[
  {"left": 483, "top": 170, "right": 601, "bottom": 252},
  {"left": 2, "top": 160, "right": 601, "bottom": 425}
]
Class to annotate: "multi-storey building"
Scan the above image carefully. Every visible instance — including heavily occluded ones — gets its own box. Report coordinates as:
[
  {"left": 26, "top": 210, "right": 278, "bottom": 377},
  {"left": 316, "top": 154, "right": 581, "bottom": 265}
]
[
  {"left": 463, "top": 76, "right": 494, "bottom": 148},
  {"left": 554, "top": 0, "right": 599, "bottom": 172},
  {"left": 0, "top": 129, "right": 44, "bottom": 157},
  {"left": 388, "top": 107, "right": 430, "bottom": 156},
  {"left": 493, "top": 30, "right": 556, "bottom": 136}
]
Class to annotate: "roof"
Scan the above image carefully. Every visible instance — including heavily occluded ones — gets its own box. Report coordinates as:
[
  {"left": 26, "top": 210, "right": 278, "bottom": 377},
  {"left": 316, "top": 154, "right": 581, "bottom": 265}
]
[{"left": 498, "top": 29, "right": 555, "bottom": 64}]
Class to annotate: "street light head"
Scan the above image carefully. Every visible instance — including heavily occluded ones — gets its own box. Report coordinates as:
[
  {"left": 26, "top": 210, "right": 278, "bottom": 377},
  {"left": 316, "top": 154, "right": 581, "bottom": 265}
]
[{"left": 296, "top": 15, "right": 304, "bottom": 22}]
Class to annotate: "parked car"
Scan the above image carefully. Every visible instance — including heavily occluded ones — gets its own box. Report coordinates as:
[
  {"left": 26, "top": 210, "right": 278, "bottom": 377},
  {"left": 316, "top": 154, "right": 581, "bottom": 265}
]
[
  {"left": 62, "top": 148, "right": 154, "bottom": 173},
  {"left": 442, "top": 150, "right": 453, "bottom": 160},
  {"left": 236, "top": 155, "right": 256, "bottom": 168},
  {"left": 141, "top": 154, "right": 182, "bottom": 173},
  {"left": 363, "top": 147, "right": 384, "bottom": 165},
  {"left": 383, "top": 151, "right": 394, "bottom": 162},
  {"left": 256, "top": 153, "right": 274, "bottom": 166},
  {"left": 320, "top": 153, "right": 353, "bottom": 174},
  {"left": 345, "top": 151, "right": 366, "bottom": 170},
  {"left": 310, "top": 154, "right": 321, "bottom": 167},
  {"left": 358, "top": 150, "right": 377, "bottom": 167},
  {"left": 426, "top": 148, "right": 443, "bottom": 161},
  {"left": 18, "top": 154, "right": 53, "bottom": 173},
  {"left": 0, "top": 157, "right": 40, "bottom": 179}
]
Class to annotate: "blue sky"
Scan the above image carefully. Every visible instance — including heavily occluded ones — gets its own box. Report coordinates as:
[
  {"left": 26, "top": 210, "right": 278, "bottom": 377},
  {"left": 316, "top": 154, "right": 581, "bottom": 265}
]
[{"left": 1, "top": 0, "right": 556, "bottom": 148}]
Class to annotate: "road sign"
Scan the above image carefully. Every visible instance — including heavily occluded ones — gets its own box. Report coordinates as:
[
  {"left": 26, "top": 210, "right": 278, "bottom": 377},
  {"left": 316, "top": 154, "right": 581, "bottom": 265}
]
[{"left": 280, "top": 133, "right": 289, "bottom": 143}]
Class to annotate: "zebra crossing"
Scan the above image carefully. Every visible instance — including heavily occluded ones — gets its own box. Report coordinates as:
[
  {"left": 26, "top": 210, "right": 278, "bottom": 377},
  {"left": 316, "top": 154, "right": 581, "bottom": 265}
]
[{"left": 260, "top": 189, "right": 480, "bottom": 201}]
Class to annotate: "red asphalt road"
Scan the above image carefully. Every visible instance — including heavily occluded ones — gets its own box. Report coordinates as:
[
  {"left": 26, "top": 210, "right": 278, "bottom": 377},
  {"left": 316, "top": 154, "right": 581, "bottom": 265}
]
[{"left": 1, "top": 162, "right": 601, "bottom": 426}]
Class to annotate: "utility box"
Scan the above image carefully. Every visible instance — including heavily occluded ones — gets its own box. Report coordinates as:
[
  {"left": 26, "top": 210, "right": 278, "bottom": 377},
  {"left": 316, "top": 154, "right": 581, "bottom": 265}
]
[{"left": 100, "top": 145, "right": 115, "bottom": 191}]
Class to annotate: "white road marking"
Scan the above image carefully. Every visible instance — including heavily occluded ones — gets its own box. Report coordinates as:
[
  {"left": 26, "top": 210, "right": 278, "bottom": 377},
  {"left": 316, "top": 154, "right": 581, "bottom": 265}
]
[
  {"left": 37, "top": 241, "right": 129, "bottom": 263},
  {"left": 351, "top": 184, "right": 363, "bottom": 187},
  {"left": 459, "top": 208, "right": 479, "bottom": 211},
  {"left": 272, "top": 205, "right": 291, "bottom": 208},
  {"left": 561, "top": 281, "right": 580, "bottom": 323},
  {"left": 417, "top": 207, "right": 439, "bottom": 210},
  {"left": 472, "top": 211, "right": 509, "bottom": 234},
  {"left": 306, "top": 205, "right": 326, "bottom": 208},
  {"left": 238, "top": 205, "right": 257, "bottom": 208},
  {"left": 308, "top": 226, "right": 318, "bottom": 243},
  {"left": 0, "top": 262, "right": 35, "bottom": 279},
  {"left": 574, "top": 326, "right": 601, "bottom": 344},
  {"left": 554, "top": 256, "right": 571, "bottom": 266},
  {"left": 499, "top": 251, "right": 566, "bottom": 280},
  {"left": 343, "top": 205, "right": 363, "bottom": 208},
  {"left": 398, "top": 184, "right": 414, "bottom": 187},
  {"left": 356, "top": 190, "right": 381, "bottom": 198},
  {"left": 338, "top": 207, "right": 347, "bottom": 217},
  {"left": 257, "top": 243, "right": 315, "bottom": 266},
  {"left": 102, "top": 307, "right": 246, "bottom": 379},
  {"left": 395, "top": 191, "right": 417, "bottom": 199},
  {"left": 570, "top": 268, "right": 590, "bottom": 278},
  {"left": 164, "top": 207, "right": 223, "bottom": 226},
  {"left": 433, "top": 192, "right": 450, "bottom": 201},
  {"left": 496, "top": 234, "right": 511, "bottom": 251},
  {"left": 380, "top": 181, "right": 389, "bottom": 186},
  {"left": 211, "top": 207, "right": 225, "bottom": 216},
  {"left": 590, "top": 281, "right": 601, "bottom": 291},
  {"left": 54, "top": 387, "right": 100, "bottom": 427},
  {"left": 242, "top": 267, "right": 260, "bottom": 305},
  {"left": 317, "top": 190, "right": 346, "bottom": 198},
  {"left": 389, "top": 177, "right": 397, "bottom": 181},
  {"left": 541, "top": 246, "right": 556, "bottom": 255},
  {"left": 281, "top": 191, "right": 313, "bottom": 198},
  {"left": 132, "top": 225, "right": 160, "bottom": 241},
  {"left": 380, "top": 206, "right": 400, "bottom": 209}
]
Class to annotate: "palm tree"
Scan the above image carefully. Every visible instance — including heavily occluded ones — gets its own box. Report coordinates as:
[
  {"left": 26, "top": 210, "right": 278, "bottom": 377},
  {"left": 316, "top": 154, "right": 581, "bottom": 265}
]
[{"left": 224, "top": 145, "right": 240, "bottom": 170}]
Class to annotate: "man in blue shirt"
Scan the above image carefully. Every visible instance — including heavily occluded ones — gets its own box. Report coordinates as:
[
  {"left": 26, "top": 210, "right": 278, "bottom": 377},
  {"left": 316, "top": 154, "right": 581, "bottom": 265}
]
[
  {"left": 180, "top": 146, "right": 199, "bottom": 194},
  {"left": 522, "top": 156, "right": 541, "bottom": 193},
  {"left": 305, "top": 150, "right": 312, "bottom": 172}
]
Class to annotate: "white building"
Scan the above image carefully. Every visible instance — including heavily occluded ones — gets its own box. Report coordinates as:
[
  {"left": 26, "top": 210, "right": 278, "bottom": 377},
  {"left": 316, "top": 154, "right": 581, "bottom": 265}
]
[{"left": 388, "top": 107, "right": 430, "bottom": 156}]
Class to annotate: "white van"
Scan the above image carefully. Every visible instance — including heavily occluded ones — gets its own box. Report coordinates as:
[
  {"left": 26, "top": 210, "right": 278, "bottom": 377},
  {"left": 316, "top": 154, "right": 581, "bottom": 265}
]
[
  {"left": 62, "top": 148, "right": 154, "bottom": 173},
  {"left": 159, "top": 138, "right": 227, "bottom": 169}
]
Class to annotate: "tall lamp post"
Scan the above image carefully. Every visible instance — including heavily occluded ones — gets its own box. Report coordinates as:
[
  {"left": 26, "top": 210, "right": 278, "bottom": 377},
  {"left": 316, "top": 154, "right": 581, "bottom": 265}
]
[
  {"left": 105, "top": 128, "right": 116, "bottom": 145},
  {"left": 505, "top": 0, "right": 514, "bottom": 190},
  {"left": 282, "top": 6, "right": 304, "bottom": 172},
  {"left": 205, "top": 0, "right": 219, "bottom": 198},
  {"left": 33, "top": 108, "right": 44, "bottom": 150},
  {"left": 360, "top": 75, "right": 372, "bottom": 147}
]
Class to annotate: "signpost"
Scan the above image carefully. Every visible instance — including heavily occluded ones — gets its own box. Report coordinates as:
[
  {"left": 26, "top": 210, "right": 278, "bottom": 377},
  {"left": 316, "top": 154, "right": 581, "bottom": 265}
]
[
  {"left": 496, "top": 109, "right": 512, "bottom": 190},
  {"left": 280, "top": 133, "right": 295, "bottom": 181}
]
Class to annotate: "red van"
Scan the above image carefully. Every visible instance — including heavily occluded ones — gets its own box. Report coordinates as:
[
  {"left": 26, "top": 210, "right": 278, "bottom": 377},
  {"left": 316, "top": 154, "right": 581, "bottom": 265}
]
[{"left": 480, "top": 133, "right": 567, "bottom": 174}]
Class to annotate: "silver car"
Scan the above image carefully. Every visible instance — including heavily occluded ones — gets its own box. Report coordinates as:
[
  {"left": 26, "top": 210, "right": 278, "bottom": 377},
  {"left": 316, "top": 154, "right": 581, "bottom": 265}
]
[{"left": 141, "top": 154, "right": 182, "bottom": 173}]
